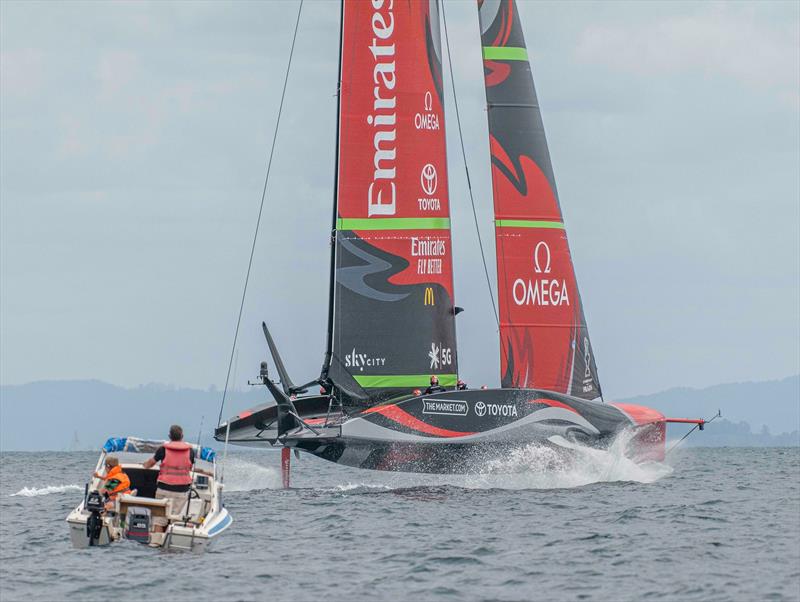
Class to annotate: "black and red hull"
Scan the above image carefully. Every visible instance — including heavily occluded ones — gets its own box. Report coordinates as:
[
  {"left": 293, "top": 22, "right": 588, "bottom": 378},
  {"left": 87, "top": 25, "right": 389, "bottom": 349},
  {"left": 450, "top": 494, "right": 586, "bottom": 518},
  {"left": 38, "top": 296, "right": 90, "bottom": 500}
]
[{"left": 215, "top": 389, "right": 668, "bottom": 473}]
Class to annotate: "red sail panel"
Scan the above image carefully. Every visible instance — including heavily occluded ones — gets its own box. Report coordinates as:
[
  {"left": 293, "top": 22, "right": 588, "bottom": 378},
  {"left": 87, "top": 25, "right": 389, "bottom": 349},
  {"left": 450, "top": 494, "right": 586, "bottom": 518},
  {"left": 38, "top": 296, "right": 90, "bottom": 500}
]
[
  {"left": 329, "top": 0, "right": 458, "bottom": 402},
  {"left": 478, "top": 0, "right": 601, "bottom": 399}
]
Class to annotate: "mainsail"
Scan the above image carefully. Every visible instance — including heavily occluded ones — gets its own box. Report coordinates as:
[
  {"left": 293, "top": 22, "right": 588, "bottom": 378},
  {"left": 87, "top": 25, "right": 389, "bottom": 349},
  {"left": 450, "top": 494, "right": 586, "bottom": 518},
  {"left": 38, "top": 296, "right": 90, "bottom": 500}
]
[
  {"left": 326, "top": 0, "right": 458, "bottom": 403},
  {"left": 478, "top": 0, "right": 602, "bottom": 399}
]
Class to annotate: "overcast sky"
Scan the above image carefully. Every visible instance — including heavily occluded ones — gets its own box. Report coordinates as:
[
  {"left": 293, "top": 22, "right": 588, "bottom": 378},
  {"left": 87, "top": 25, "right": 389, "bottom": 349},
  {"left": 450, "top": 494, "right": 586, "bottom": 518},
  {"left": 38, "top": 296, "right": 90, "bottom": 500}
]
[{"left": 1, "top": 0, "right": 798, "bottom": 400}]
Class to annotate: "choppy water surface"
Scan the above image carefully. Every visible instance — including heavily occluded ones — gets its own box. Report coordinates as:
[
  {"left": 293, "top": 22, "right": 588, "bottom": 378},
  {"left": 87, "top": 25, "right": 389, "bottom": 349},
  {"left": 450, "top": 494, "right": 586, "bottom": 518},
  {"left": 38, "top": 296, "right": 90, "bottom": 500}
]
[{"left": 1, "top": 446, "right": 798, "bottom": 601}]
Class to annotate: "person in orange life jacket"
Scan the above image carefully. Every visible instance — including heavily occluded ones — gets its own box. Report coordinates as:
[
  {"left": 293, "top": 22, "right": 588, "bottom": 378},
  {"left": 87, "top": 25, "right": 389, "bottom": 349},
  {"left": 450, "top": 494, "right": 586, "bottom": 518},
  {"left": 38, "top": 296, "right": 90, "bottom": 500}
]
[
  {"left": 456, "top": 379, "right": 468, "bottom": 391},
  {"left": 425, "top": 375, "right": 446, "bottom": 394},
  {"left": 143, "top": 424, "right": 195, "bottom": 531},
  {"left": 93, "top": 456, "right": 131, "bottom": 511}
]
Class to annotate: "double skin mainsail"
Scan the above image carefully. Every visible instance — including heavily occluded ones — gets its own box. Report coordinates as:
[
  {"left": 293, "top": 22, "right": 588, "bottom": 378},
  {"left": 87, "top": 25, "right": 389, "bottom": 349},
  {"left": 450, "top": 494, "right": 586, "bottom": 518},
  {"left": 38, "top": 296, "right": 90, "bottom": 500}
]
[{"left": 326, "top": 0, "right": 459, "bottom": 403}]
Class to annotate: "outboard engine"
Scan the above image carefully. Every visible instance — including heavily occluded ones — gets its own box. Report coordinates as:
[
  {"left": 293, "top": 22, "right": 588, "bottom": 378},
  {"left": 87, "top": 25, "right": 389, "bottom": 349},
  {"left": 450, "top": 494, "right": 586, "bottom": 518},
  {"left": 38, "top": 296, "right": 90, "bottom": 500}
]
[
  {"left": 85, "top": 490, "right": 105, "bottom": 546},
  {"left": 124, "top": 506, "right": 152, "bottom": 544}
]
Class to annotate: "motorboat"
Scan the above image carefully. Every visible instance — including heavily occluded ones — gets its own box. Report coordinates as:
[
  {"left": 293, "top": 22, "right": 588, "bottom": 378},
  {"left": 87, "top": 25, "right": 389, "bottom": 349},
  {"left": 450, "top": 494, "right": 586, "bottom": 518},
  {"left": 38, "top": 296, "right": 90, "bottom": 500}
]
[{"left": 66, "top": 436, "right": 232, "bottom": 551}]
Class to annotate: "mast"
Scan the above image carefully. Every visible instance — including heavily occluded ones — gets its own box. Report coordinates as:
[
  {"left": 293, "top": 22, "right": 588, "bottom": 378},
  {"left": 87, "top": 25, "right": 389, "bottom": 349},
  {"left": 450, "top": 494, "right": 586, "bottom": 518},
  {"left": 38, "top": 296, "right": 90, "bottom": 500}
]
[
  {"left": 321, "top": 0, "right": 346, "bottom": 383},
  {"left": 477, "top": 0, "right": 602, "bottom": 399},
  {"left": 325, "top": 0, "right": 459, "bottom": 404}
]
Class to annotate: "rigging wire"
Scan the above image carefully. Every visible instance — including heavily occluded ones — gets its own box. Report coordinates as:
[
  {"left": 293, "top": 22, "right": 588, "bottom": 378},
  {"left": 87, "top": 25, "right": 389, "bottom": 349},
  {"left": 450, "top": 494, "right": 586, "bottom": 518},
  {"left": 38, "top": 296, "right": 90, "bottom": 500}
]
[
  {"left": 217, "top": 0, "right": 304, "bottom": 428},
  {"left": 441, "top": 2, "right": 499, "bottom": 330}
]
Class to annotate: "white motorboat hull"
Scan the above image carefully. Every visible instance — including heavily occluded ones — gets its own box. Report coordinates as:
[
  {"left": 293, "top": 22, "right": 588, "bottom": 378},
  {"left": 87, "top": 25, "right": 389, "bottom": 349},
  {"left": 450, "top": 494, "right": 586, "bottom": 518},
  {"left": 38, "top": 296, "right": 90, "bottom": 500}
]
[{"left": 66, "top": 506, "right": 232, "bottom": 552}]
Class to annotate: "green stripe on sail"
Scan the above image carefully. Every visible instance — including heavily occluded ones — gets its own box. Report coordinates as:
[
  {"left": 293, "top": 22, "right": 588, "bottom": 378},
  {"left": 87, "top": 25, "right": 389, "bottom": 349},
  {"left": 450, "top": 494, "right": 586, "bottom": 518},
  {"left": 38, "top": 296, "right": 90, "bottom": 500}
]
[
  {"left": 495, "top": 219, "right": 564, "bottom": 229},
  {"left": 354, "top": 374, "right": 458, "bottom": 388},
  {"left": 337, "top": 217, "right": 451, "bottom": 231},
  {"left": 482, "top": 46, "right": 529, "bottom": 61}
]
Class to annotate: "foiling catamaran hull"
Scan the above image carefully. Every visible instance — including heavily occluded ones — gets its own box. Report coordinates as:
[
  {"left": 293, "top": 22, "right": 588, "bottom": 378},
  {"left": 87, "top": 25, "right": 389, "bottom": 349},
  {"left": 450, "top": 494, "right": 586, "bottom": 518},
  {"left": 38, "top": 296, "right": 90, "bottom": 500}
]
[{"left": 215, "top": 387, "right": 671, "bottom": 473}]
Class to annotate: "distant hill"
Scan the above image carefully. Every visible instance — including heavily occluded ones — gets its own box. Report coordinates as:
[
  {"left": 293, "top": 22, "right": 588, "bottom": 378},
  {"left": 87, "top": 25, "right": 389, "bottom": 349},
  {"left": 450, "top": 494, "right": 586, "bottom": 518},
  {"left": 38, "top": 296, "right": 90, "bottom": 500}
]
[
  {"left": 0, "top": 380, "right": 267, "bottom": 452},
  {"left": 0, "top": 376, "right": 797, "bottom": 451},
  {"left": 618, "top": 375, "right": 799, "bottom": 440}
]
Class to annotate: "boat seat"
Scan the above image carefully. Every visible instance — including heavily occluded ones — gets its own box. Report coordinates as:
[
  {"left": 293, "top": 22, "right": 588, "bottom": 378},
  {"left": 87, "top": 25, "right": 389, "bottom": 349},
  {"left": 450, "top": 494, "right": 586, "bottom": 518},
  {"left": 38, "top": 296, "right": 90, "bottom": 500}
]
[{"left": 118, "top": 495, "right": 169, "bottom": 519}]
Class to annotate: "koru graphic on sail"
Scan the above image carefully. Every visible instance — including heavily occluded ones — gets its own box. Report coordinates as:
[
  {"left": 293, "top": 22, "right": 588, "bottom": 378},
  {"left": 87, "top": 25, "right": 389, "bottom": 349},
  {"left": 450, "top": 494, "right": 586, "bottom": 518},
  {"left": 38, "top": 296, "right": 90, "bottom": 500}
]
[{"left": 214, "top": 0, "right": 706, "bottom": 475}]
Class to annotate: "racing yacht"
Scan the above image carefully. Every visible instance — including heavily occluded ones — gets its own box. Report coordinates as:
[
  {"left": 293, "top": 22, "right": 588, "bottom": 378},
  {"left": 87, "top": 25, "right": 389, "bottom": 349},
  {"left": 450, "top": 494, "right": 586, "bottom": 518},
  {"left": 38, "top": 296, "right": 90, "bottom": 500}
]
[{"left": 214, "top": 0, "right": 705, "bottom": 475}]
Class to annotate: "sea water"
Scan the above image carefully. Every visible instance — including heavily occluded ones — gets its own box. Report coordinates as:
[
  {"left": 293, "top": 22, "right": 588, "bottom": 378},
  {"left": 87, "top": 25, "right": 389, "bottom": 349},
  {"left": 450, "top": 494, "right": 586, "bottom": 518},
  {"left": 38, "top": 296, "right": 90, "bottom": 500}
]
[{"left": 1, "top": 446, "right": 798, "bottom": 601}]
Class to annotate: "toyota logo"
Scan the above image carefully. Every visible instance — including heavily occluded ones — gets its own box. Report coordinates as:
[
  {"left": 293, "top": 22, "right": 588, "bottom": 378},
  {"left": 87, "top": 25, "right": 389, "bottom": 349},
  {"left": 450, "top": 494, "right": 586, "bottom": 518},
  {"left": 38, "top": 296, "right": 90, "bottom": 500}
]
[
  {"left": 420, "top": 163, "right": 438, "bottom": 196},
  {"left": 475, "top": 401, "right": 487, "bottom": 417}
]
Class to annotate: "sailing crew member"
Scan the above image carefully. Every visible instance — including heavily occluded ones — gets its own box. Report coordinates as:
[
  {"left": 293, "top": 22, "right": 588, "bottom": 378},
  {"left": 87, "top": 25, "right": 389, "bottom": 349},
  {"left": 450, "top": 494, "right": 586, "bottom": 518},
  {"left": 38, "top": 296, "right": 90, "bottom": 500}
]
[
  {"left": 143, "top": 424, "right": 195, "bottom": 531},
  {"left": 426, "top": 375, "right": 446, "bottom": 394},
  {"left": 456, "top": 379, "right": 468, "bottom": 391},
  {"left": 94, "top": 456, "right": 131, "bottom": 511}
]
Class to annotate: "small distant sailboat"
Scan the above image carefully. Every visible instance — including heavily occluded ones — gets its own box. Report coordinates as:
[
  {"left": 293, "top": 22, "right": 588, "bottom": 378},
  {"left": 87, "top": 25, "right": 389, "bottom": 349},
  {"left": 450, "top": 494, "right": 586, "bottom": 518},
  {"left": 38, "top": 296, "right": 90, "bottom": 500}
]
[
  {"left": 215, "top": 0, "right": 704, "bottom": 474},
  {"left": 69, "top": 430, "right": 81, "bottom": 452}
]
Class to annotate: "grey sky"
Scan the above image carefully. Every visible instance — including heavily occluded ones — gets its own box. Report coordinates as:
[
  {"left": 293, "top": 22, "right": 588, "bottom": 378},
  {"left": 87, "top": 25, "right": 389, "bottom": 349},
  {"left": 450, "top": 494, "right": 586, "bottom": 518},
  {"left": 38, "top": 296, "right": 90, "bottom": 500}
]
[{"left": 1, "top": 0, "right": 798, "bottom": 400}]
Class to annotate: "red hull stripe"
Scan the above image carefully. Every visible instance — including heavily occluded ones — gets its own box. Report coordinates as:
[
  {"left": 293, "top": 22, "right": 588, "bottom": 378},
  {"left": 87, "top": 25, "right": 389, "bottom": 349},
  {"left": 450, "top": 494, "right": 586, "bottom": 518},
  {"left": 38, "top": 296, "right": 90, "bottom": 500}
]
[
  {"left": 529, "top": 398, "right": 579, "bottom": 415},
  {"left": 364, "top": 405, "right": 475, "bottom": 438},
  {"left": 611, "top": 403, "right": 665, "bottom": 426},
  {"left": 665, "top": 417, "right": 706, "bottom": 425}
]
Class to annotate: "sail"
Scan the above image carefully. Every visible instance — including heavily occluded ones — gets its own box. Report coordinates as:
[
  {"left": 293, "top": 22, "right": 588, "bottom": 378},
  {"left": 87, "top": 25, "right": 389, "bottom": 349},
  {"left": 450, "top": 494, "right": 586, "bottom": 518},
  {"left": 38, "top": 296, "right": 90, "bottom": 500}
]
[
  {"left": 478, "top": 0, "right": 601, "bottom": 399},
  {"left": 327, "top": 0, "right": 458, "bottom": 403}
]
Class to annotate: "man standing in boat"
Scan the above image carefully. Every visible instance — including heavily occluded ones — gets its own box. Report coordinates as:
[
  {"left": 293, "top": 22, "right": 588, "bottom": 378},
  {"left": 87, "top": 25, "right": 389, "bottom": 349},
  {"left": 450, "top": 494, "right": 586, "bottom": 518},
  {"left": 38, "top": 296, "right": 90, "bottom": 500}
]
[{"left": 143, "top": 424, "right": 194, "bottom": 531}]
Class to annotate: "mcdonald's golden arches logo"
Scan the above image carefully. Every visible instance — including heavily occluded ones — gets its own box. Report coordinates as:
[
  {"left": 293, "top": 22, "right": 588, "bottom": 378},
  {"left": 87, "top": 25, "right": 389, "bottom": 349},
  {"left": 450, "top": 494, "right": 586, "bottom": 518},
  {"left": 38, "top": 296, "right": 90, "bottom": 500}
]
[{"left": 424, "top": 287, "right": 435, "bottom": 306}]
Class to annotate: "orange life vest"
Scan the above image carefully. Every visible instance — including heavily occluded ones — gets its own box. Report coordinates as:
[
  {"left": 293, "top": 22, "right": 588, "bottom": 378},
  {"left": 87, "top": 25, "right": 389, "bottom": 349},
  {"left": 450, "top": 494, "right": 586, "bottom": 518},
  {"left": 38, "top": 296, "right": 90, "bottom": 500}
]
[
  {"left": 158, "top": 441, "right": 193, "bottom": 486},
  {"left": 102, "top": 465, "right": 131, "bottom": 499}
]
